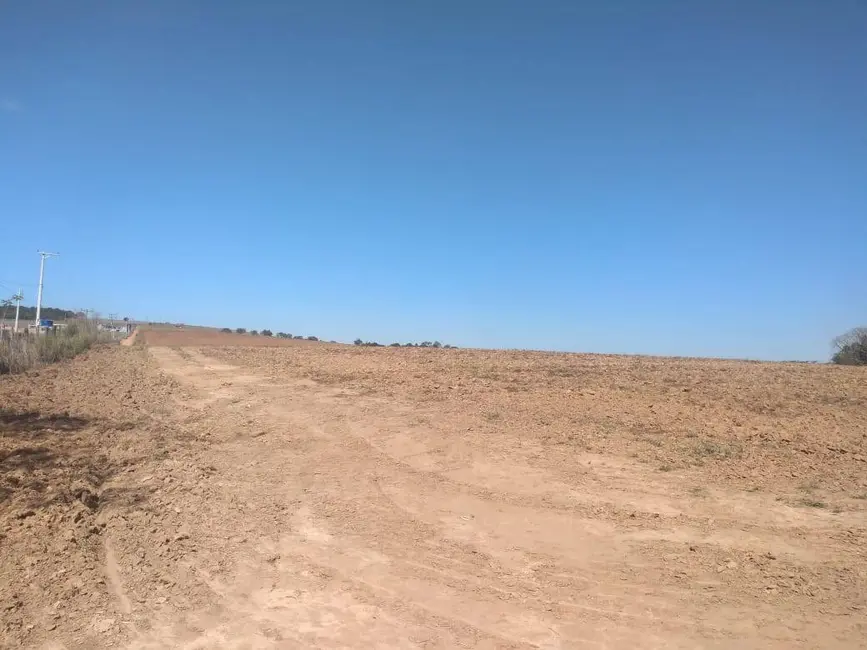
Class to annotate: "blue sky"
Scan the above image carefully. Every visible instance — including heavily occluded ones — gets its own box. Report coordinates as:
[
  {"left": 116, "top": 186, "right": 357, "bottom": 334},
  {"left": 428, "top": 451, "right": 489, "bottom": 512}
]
[{"left": 1, "top": 1, "right": 865, "bottom": 360}]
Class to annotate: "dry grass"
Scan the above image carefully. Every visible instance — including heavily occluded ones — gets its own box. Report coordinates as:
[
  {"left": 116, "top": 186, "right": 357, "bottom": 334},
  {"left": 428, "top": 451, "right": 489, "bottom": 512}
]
[{"left": 0, "top": 321, "right": 111, "bottom": 374}]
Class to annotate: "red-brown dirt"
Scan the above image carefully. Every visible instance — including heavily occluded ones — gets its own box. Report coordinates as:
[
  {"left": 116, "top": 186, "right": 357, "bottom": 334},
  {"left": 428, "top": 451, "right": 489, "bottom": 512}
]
[{"left": 2, "top": 329, "right": 865, "bottom": 648}]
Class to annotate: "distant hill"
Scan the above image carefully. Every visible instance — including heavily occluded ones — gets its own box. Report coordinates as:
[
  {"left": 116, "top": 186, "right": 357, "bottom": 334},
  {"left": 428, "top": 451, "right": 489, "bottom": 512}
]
[{"left": 0, "top": 305, "right": 78, "bottom": 321}]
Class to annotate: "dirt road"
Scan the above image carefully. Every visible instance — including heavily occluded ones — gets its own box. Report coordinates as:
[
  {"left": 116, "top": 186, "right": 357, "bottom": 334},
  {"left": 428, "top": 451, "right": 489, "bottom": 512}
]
[{"left": 2, "top": 338, "right": 865, "bottom": 648}]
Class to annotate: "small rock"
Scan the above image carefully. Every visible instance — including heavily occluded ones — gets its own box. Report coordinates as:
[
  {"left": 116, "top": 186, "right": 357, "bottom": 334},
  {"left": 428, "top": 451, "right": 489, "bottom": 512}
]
[
  {"left": 94, "top": 617, "right": 116, "bottom": 634},
  {"left": 727, "top": 560, "right": 738, "bottom": 570}
]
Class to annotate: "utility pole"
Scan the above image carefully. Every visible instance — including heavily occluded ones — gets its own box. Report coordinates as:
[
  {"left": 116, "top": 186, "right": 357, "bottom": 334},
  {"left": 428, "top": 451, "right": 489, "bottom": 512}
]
[
  {"left": 35, "top": 251, "right": 59, "bottom": 325},
  {"left": 13, "top": 290, "right": 23, "bottom": 333}
]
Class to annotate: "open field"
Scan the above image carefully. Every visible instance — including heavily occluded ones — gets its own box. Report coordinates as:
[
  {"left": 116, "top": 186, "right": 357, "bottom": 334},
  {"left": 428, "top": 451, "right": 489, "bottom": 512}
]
[
  {"left": 141, "top": 328, "right": 302, "bottom": 348},
  {"left": 2, "top": 329, "right": 866, "bottom": 648}
]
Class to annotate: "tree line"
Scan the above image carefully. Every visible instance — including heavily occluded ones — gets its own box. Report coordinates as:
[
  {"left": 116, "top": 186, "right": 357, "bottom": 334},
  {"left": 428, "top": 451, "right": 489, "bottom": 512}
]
[
  {"left": 354, "top": 339, "right": 456, "bottom": 349},
  {"left": 221, "top": 328, "right": 318, "bottom": 341}
]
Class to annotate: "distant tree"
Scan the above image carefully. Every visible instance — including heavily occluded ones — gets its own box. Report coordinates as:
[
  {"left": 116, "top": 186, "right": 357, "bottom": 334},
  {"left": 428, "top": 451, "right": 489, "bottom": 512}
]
[
  {"left": 832, "top": 327, "right": 867, "bottom": 366},
  {"left": 354, "top": 338, "right": 363, "bottom": 346},
  {"left": 261, "top": 329, "right": 273, "bottom": 337},
  {"left": 123, "top": 317, "right": 129, "bottom": 322},
  {"left": 420, "top": 341, "right": 432, "bottom": 348},
  {"left": 250, "top": 330, "right": 259, "bottom": 336},
  {"left": 235, "top": 327, "right": 247, "bottom": 334},
  {"left": 220, "top": 328, "right": 232, "bottom": 333},
  {"left": 307, "top": 336, "right": 318, "bottom": 341},
  {"left": 405, "top": 343, "right": 415, "bottom": 347},
  {"left": 432, "top": 341, "right": 442, "bottom": 348},
  {"left": 293, "top": 335, "right": 304, "bottom": 340},
  {"left": 390, "top": 342, "right": 401, "bottom": 347}
]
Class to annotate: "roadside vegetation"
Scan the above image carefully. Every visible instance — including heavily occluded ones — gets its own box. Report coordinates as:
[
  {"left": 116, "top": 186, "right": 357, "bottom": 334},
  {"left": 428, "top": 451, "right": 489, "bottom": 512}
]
[{"left": 0, "top": 320, "right": 111, "bottom": 375}]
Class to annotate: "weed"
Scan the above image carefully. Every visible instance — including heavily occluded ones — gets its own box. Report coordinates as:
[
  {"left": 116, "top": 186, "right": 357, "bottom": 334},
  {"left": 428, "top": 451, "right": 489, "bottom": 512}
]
[
  {"left": 658, "top": 464, "right": 674, "bottom": 472},
  {"left": 853, "top": 493, "right": 867, "bottom": 500},
  {"left": 689, "top": 486, "right": 708, "bottom": 497},
  {"left": 799, "top": 498, "right": 826, "bottom": 509}
]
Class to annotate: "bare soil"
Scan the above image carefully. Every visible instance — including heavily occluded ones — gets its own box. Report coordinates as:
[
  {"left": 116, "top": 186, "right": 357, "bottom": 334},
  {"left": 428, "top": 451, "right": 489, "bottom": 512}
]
[{"left": 2, "top": 330, "right": 865, "bottom": 648}]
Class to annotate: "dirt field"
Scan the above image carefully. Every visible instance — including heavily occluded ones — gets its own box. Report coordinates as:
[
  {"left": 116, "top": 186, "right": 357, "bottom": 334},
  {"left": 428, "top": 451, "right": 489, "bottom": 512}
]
[{"left": 2, "top": 330, "right": 866, "bottom": 648}]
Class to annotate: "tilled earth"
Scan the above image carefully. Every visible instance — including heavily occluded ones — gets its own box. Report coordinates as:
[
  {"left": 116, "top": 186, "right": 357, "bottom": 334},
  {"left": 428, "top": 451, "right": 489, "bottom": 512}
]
[{"left": 2, "top": 331, "right": 866, "bottom": 648}]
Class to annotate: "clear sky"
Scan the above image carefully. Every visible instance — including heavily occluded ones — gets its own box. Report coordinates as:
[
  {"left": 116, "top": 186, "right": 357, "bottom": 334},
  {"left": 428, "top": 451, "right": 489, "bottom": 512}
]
[{"left": 1, "top": 1, "right": 865, "bottom": 360}]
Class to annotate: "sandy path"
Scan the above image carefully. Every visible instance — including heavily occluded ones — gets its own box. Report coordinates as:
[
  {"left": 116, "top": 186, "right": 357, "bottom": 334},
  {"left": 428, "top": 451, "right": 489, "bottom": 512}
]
[{"left": 102, "top": 346, "right": 863, "bottom": 649}]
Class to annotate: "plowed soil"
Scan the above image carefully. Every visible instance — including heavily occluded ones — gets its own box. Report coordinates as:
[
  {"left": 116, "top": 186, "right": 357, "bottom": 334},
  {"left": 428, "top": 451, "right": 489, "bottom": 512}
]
[{"left": 2, "top": 330, "right": 865, "bottom": 648}]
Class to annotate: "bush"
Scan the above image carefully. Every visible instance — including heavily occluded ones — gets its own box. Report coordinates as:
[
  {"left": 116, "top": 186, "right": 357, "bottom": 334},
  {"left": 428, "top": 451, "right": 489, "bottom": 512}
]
[
  {"left": 390, "top": 342, "right": 401, "bottom": 347},
  {"left": 354, "top": 338, "right": 363, "bottom": 346},
  {"left": 832, "top": 327, "right": 867, "bottom": 366},
  {"left": 235, "top": 327, "right": 246, "bottom": 334},
  {"left": 250, "top": 330, "right": 259, "bottom": 336},
  {"left": 293, "top": 335, "right": 303, "bottom": 340},
  {"left": 276, "top": 332, "right": 291, "bottom": 339},
  {"left": 306, "top": 336, "right": 318, "bottom": 341},
  {"left": 261, "top": 329, "right": 273, "bottom": 337},
  {"left": 220, "top": 328, "right": 232, "bottom": 333}
]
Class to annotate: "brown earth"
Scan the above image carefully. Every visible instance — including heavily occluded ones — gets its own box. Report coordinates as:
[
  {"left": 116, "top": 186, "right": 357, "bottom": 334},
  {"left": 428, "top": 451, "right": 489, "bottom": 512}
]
[
  {"left": 1, "top": 330, "right": 866, "bottom": 648},
  {"left": 141, "top": 328, "right": 306, "bottom": 348}
]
